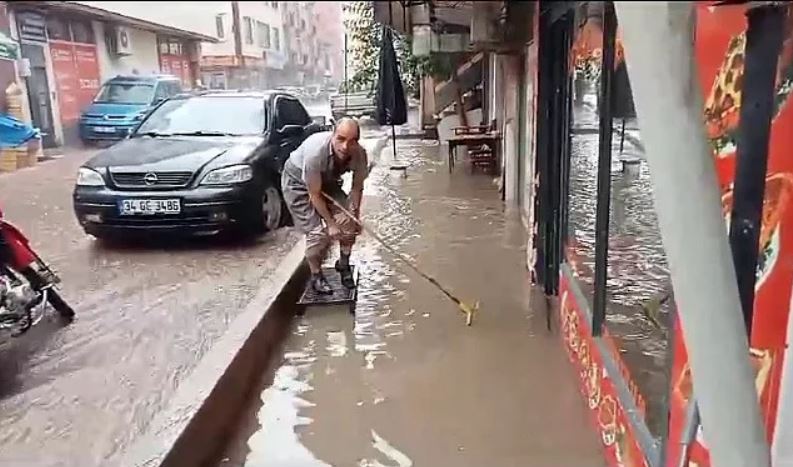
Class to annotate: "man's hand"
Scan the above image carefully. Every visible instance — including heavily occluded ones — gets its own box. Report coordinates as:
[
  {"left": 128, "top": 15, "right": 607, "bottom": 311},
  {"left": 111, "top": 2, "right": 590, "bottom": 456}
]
[{"left": 327, "top": 222, "right": 342, "bottom": 239}]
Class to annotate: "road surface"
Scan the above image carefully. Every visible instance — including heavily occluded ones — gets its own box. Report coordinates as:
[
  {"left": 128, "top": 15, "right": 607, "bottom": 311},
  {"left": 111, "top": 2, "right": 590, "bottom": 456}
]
[{"left": 0, "top": 147, "right": 302, "bottom": 466}]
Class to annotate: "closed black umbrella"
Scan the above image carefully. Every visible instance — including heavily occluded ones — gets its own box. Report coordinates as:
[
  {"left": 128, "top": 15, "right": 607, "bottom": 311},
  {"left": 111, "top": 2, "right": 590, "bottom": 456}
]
[{"left": 375, "top": 26, "right": 407, "bottom": 126}]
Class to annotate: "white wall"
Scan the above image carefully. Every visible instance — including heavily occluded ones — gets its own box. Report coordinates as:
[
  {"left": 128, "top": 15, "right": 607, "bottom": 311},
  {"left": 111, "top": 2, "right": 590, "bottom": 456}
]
[
  {"left": 93, "top": 21, "right": 161, "bottom": 80},
  {"left": 78, "top": 1, "right": 233, "bottom": 57},
  {"left": 77, "top": 1, "right": 285, "bottom": 64}
]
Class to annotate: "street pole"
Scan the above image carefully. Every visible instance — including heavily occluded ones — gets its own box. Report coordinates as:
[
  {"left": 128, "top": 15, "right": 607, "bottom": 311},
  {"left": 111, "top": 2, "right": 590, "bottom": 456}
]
[
  {"left": 344, "top": 30, "right": 349, "bottom": 114},
  {"left": 614, "top": 3, "right": 769, "bottom": 467}
]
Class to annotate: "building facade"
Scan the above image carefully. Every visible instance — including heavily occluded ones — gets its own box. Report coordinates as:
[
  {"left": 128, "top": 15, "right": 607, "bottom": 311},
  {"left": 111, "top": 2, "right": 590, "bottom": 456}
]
[
  {"left": 84, "top": 1, "right": 289, "bottom": 90},
  {"left": 312, "top": 1, "right": 344, "bottom": 86},
  {"left": 5, "top": 1, "right": 213, "bottom": 147}
]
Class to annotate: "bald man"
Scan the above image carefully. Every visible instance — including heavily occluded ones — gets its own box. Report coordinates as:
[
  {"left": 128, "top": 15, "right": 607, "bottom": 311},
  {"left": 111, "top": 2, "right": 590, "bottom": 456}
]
[{"left": 281, "top": 118, "right": 368, "bottom": 294}]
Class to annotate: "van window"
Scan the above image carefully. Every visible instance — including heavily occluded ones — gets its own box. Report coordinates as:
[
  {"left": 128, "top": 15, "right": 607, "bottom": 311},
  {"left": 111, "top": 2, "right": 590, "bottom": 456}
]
[
  {"left": 95, "top": 82, "right": 154, "bottom": 105},
  {"left": 154, "top": 84, "right": 169, "bottom": 102}
]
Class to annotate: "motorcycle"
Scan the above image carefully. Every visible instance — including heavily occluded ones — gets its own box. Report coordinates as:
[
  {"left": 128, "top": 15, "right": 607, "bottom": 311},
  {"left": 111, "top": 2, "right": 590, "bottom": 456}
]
[{"left": 0, "top": 206, "right": 74, "bottom": 338}]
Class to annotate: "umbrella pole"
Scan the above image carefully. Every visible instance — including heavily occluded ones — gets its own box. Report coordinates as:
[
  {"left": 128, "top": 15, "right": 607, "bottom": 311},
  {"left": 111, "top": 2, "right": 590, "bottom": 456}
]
[{"left": 391, "top": 124, "right": 397, "bottom": 159}]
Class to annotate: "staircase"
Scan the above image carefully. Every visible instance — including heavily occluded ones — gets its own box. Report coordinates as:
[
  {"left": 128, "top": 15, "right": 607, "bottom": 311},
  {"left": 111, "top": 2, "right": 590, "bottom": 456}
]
[{"left": 433, "top": 52, "right": 485, "bottom": 116}]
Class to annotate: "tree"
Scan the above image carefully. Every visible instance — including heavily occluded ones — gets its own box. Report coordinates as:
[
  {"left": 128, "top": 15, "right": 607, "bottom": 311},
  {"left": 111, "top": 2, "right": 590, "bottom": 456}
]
[{"left": 341, "top": 1, "right": 426, "bottom": 98}]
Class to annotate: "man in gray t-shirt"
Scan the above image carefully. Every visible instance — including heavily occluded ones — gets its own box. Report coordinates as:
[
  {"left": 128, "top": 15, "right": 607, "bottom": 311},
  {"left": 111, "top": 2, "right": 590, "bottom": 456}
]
[{"left": 281, "top": 118, "right": 368, "bottom": 293}]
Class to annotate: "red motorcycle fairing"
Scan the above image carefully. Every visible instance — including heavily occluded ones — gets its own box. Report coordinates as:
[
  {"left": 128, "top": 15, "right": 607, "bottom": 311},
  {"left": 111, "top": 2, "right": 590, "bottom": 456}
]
[{"left": 0, "top": 220, "right": 37, "bottom": 270}]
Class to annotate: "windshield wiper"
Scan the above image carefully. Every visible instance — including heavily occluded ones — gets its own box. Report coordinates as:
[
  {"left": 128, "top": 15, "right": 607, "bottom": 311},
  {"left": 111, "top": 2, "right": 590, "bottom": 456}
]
[
  {"left": 170, "top": 131, "right": 238, "bottom": 137},
  {"left": 135, "top": 131, "right": 172, "bottom": 138}
]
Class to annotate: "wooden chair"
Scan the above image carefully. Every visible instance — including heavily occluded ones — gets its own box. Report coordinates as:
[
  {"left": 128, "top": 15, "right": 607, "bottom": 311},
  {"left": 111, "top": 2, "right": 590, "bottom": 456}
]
[{"left": 447, "top": 119, "right": 499, "bottom": 173}]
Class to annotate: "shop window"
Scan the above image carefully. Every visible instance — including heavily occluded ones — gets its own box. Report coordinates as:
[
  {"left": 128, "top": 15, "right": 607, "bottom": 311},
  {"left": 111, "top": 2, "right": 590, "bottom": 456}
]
[
  {"left": 70, "top": 20, "right": 94, "bottom": 44},
  {"left": 46, "top": 17, "right": 70, "bottom": 42}
]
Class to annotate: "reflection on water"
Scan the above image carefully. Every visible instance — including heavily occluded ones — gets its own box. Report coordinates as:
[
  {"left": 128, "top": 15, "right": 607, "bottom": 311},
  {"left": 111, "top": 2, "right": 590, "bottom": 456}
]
[
  {"left": 568, "top": 104, "right": 671, "bottom": 437},
  {"left": 238, "top": 145, "right": 428, "bottom": 466},
  {"left": 222, "top": 137, "right": 605, "bottom": 466}
]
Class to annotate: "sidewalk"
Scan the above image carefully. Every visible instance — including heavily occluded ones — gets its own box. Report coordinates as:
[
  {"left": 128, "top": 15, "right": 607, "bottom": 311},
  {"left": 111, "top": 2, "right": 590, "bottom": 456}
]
[{"left": 223, "top": 139, "right": 605, "bottom": 466}]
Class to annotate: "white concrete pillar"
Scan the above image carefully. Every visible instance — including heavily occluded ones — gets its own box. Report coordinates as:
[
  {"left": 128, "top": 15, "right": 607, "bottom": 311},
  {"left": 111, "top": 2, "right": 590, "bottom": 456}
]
[{"left": 615, "top": 3, "right": 770, "bottom": 466}]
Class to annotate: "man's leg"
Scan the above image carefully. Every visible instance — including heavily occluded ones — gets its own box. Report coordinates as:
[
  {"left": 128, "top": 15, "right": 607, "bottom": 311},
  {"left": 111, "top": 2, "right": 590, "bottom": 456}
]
[
  {"left": 306, "top": 225, "right": 332, "bottom": 294},
  {"left": 282, "top": 172, "right": 332, "bottom": 294},
  {"left": 333, "top": 210, "right": 358, "bottom": 289}
]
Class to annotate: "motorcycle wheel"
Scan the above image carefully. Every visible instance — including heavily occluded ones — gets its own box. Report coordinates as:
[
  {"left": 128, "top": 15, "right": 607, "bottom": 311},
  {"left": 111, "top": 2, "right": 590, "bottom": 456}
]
[{"left": 20, "top": 267, "right": 75, "bottom": 322}]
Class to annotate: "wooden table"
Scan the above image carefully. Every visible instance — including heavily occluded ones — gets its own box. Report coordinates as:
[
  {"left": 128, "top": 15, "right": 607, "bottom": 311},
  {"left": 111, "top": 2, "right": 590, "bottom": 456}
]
[{"left": 447, "top": 132, "right": 501, "bottom": 173}]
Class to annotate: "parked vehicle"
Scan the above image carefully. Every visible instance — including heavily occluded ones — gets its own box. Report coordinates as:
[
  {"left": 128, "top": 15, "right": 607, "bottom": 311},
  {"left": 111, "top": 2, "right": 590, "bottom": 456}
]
[
  {"left": 78, "top": 75, "right": 183, "bottom": 144},
  {"left": 1, "top": 206, "right": 75, "bottom": 340},
  {"left": 330, "top": 90, "right": 376, "bottom": 121},
  {"left": 73, "top": 91, "right": 321, "bottom": 239}
]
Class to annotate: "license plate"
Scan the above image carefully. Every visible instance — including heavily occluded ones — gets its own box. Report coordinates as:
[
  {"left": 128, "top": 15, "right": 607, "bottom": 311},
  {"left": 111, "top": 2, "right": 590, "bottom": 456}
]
[
  {"left": 93, "top": 126, "right": 115, "bottom": 133},
  {"left": 118, "top": 199, "right": 181, "bottom": 215}
]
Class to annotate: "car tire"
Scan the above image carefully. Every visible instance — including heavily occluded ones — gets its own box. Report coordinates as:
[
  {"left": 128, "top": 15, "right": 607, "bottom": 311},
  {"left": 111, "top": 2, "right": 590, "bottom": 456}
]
[{"left": 249, "top": 182, "right": 285, "bottom": 234}]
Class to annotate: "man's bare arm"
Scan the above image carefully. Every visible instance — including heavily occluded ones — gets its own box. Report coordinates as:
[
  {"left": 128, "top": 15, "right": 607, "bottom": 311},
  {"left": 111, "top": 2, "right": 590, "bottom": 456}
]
[
  {"left": 307, "top": 171, "right": 337, "bottom": 227},
  {"left": 349, "top": 170, "right": 365, "bottom": 217}
]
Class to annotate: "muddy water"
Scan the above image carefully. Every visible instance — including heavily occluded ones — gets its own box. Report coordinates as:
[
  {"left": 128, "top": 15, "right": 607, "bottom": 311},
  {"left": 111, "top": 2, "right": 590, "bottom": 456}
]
[
  {"left": 0, "top": 150, "right": 302, "bottom": 466},
  {"left": 568, "top": 104, "right": 671, "bottom": 437},
  {"left": 220, "top": 140, "right": 604, "bottom": 466}
]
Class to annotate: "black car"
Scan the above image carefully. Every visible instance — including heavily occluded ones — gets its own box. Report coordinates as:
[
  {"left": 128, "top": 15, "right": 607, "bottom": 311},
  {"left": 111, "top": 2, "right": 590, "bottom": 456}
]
[{"left": 73, "top": 91, "right": 319, "bottom": 239}]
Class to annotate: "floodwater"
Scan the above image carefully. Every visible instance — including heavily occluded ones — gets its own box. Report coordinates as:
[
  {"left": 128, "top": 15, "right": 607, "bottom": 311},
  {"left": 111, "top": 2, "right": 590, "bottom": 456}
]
[
  {"left": 219, "top": 140, "right": 604, "bottom": 466},
  {"left": 0, "top": 147, "right": 302, "bottom": 466},
  {"left": 568, "top": 102, "right": 672, "bottom": 438}
]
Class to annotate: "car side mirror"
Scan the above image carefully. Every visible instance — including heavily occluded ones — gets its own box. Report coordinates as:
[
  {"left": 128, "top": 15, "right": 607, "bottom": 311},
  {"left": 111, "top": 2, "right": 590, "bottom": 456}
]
[{"left": 277, "top": 124, "right": 303, "bottom": 138}]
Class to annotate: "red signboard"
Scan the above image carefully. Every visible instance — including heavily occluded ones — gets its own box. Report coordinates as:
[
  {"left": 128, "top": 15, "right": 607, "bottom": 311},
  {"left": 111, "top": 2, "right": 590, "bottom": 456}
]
[
  {"left": 160, "top": 54, "right": 191, "bottom": 87},
  {"left": 559, "top": 275, "right": 650, "bottom": 467},
  {"left": 49, "top": 40, "right": 100, "bottom": 124}
]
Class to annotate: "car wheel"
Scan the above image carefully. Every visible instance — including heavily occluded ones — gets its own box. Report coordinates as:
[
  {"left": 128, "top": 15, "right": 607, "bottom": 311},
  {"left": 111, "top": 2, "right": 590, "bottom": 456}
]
[{"left": 260, "top": 185, "right": 284, "bottom": 232}]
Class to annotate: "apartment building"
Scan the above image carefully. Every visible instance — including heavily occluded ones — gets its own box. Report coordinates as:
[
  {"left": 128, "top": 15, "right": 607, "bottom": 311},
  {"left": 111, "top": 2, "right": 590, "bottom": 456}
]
[{"left": 80, "top": 1, "right": 287, "bottom": 90}]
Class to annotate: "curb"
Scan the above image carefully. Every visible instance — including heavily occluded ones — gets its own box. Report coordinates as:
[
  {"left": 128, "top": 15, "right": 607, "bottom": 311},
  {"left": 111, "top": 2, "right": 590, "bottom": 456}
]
[{"left": 119, "top": 239, "right": 308, "bottom": 467}]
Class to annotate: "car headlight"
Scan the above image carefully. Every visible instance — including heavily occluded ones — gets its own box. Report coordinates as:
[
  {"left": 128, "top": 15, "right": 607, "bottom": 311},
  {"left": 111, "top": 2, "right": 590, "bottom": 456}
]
[
  {"left": 132, "top": 111, "right": 148, "bottom": 121},
  {"left": 200, "top": 164, "right": 253, "bottom": 185},
  {"left": 76, "top": 167, "right": 106, "bottom": 186}
]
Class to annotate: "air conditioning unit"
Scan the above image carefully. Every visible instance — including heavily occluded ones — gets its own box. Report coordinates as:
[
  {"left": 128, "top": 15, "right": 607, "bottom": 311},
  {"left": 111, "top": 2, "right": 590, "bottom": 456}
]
[{"left": 113, "top": 26, "right": 133, "bottom": 56}]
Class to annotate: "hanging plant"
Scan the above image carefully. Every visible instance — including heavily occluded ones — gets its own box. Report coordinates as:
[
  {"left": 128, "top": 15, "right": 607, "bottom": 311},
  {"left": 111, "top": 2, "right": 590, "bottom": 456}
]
[{"left": 341, "top": 1, "right": 423, "bottom": 98}]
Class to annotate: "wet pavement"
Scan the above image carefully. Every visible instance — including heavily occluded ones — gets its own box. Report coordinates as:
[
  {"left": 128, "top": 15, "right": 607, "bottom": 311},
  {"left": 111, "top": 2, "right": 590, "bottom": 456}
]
[
  {"left": 0, "top": 118, "right": 386, "bottom": 466},
  {"left": 0, "top": 148, "right": 303, "bottom": 466},
  {"left": 568, "top": 102, "right": 671, "bottom": 438},
  {"left": 220, "top": 140, "right": 605, "bottom": 466}
]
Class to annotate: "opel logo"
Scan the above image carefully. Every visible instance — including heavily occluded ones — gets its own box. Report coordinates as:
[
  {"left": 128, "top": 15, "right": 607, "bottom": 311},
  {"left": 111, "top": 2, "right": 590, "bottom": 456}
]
[{"left": 143, "top": 172, "right": 158, "bottom": 185}]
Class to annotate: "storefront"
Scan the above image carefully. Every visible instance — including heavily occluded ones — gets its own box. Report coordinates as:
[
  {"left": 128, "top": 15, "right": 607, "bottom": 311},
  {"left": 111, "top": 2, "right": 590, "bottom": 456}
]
[
  {"left": 158, "top": 36, "right": 191, "bottom": 87},
  {"left": 45, "top": 17, "right": 100, "bottom": 128}
]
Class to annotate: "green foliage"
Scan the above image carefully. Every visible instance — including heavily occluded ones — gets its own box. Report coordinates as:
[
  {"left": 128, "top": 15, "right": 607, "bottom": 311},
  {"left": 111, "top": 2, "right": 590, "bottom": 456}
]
[
  {"left": 341, "top": 1, "right": 430, "bottom": 98},
  {"left": 341, "top": 1, "right": 379, "bottom": 94}
]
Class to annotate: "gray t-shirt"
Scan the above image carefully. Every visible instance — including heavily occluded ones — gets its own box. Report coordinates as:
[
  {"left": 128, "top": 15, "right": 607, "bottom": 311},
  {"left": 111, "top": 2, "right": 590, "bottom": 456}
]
[{"left": 285, "top": 131, "right": 368, "bottom": 185}]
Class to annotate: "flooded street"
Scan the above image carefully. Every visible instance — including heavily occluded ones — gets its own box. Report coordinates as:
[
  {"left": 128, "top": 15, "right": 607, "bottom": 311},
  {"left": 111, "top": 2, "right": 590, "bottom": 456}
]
[
  {"left": 0, "top": 149, "right": 303, "bottom": 466},
  {"left": 220, "top": 140, "right": 604, "bottom": 466},
  {"left": 568, "top": 102, "right": 672, "bottom": 437}
]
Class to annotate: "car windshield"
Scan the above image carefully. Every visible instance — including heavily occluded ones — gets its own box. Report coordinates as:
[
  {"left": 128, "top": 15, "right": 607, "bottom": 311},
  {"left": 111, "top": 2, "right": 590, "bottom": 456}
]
[
  {"left": 134, "top": 96, "right": 266, "bottom": 136},
  {"left": 94, "top": 82, "right": 154, "bottom": 105}
]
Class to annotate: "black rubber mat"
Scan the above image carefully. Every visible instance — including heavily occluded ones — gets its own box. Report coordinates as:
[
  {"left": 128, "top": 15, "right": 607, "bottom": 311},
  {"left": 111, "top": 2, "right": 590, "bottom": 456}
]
[{"left": 297, "top": 266, "right": 358, "bottom": 306}]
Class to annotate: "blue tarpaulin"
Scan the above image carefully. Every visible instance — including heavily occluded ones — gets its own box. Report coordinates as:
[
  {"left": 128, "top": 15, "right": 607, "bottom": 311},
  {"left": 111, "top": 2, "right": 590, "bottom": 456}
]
[{"left": 0, "top": 113, "right": 38, "bottom": 148}]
